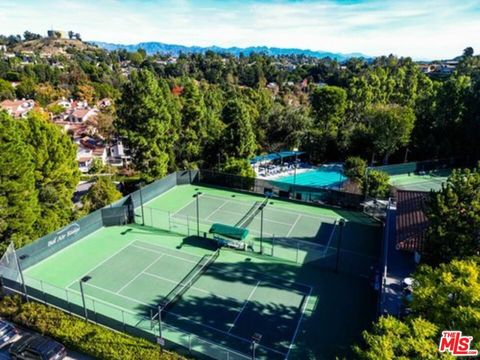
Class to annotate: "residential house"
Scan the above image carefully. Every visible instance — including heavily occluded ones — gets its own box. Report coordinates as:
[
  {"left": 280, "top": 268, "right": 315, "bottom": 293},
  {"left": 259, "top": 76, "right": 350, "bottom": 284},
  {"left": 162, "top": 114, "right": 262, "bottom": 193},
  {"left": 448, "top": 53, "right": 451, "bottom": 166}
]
[
  {"left": 76, "top": 137, "right": 107, "bottom": 173},
  {"left": 69, "top": 108, "right": 97, "bottom": 123},
  {"left": 77, "top": 146, "right": 93, "bottom": 173},
  {"left": 108, "top": 139, "right": 131, "bottom": 167},
  {"left": 49, "top": 99, "right": 97, "bottom": 123},
  {"left": 0, "top": 99, "right": 35, "bottom": 118},
  {"left": 92, "top": 146, "right": 107, "bottom": 164}
]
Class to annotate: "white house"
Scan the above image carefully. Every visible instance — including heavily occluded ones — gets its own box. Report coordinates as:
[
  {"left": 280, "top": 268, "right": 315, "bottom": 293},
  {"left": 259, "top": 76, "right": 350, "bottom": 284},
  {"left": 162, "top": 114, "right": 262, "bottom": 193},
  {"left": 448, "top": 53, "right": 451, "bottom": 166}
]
[{"left": 0, "top": 99, "right": 35, "bottom": 118}]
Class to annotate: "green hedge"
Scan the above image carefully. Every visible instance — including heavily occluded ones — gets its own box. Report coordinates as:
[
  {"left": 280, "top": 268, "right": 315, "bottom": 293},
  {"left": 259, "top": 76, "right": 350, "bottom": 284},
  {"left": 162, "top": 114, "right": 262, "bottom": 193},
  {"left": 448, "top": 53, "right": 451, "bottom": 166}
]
[{"left": 0, "top": 295, "right": 185, "bottom": 360}]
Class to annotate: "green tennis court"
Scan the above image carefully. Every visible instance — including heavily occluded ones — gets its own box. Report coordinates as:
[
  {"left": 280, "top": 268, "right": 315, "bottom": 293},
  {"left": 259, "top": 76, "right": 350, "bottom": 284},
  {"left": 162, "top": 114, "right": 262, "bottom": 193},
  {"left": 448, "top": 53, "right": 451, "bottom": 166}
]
[
  {"left": 390, "top": 168, "right": 451, "bottom": 191},
  {"left": 22, "top": 230, "right": 311, "bottom": 359},
  {"left": 140, "top": 185, "right": 379, "bottom": 276},
  {"left": 10, "top": 181, "right": 381, "bottom": 359}
]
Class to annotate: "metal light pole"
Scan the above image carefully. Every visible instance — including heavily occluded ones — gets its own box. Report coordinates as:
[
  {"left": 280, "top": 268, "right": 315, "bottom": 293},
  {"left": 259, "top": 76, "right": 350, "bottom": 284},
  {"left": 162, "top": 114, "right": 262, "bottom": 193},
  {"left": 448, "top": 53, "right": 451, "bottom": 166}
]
[
  {"left": 138, "top": 182, "right": 145, "bottom": 226},
  {"left": 79, "top": 276, "right": 92, "bottom": 321},
  {"left": 16, "top": 254, "right": 29, "bottom": 302},
  {"left": 364, "top": 167, "right": 369, "bottom": 201},
  {"left": 158, "top": 305, "right": 163, "bottom": 338},
  {"left": 195, "top": 192, "right": 202, "bottom": 236},
  {"left": 259, "top": 208, "right": 264, "bottom": 254},
  {"left": 293, "top": 148, "right": 299, "bottom": 200},
  {"left": 335, "top": 219, "right": 346, "bottom": 274}
]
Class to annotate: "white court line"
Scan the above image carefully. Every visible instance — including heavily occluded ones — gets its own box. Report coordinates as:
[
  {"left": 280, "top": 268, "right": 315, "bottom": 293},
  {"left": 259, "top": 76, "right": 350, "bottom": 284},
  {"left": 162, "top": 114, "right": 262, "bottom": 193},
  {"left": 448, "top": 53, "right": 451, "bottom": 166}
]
[
  {"left": 142, "top": 271, "right": 232, "bottom": 302},
  {"left": 285, "top": 286, "right": 313, "bottom": 359},
  {"left": 131, "top": 244, "right": 200, "bottom": 265},
  {"left": 171, "top": 197, "right": 197, "bottom": 217},
  {"left": 204, "top": 200, "right": 229, "bottom": 221},
  {"left": 67, "top": 286, "right": 144, "bottom": 316},
  {"left": 58, "top": 238, "right": 299, "bottom": 358},
  {"left": 228, "top": 280, "right": 260, "bottom": 333},
  {"left": 201, "top": 193, "right": 335, "bottom": 222},
  {"left": 66, "top": 240, "right": 137, "bottom": 289},
  {"left": 70, "top": 277, "right": 286, "bottom": 356},
  {"left": 134, "top": 240, "right": 314, "bottom": 292},
  {"left": 286, "top": 214, "right": 302, "bottom": 237},
  {"left": 69, "top": 280, "right": 151, "bottom": 308},
  {"left": 116, "top": 254, "right": 164, "bottom": 294}
]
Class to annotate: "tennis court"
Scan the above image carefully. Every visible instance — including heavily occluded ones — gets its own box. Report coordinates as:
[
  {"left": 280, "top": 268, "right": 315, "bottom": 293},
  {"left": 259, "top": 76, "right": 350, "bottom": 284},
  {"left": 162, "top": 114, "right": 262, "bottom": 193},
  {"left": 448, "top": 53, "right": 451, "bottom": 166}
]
[
  {"left": 141, "top": 185, "right": 379, "bottom": 276},
  {"left": 22, "top": 231, "right": 310, "bottom": 359},
  {"left": 390, "top": 168, "right": 451, "bottom": 192},
  {"left": 5, "top": 178, "right": 381, "bottom": 360}
]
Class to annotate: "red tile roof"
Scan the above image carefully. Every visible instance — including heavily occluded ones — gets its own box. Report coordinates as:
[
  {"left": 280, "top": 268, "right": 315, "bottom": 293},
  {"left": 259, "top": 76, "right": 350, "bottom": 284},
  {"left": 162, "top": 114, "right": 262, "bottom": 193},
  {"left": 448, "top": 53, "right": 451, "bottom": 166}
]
[{"left": 396, "top": 190, "right": 429, "bottom": 253}]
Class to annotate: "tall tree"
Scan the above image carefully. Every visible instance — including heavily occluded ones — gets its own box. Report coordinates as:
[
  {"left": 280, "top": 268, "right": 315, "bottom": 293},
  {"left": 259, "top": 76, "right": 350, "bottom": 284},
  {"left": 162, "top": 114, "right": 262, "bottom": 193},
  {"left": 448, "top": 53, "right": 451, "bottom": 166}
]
[
  {"left": 0, "top": 112, "right": 39, "bottom": 248},
  {"left": 310, "top": 85, "right": 347, "bottom": 134},
  {"left": 22, "top": 112, "right": 80, "bottom": 234},
  {"left": 463, "top": 47, "right": 474, "bottom": 57},
  {"left": 0, "top": 79, "right": 15, "bottom": 100},
  {"left": 221, "top": 99, "right": 256, "bottom": 159},
  {"left": 366, "top": 104, "right": 415, "bottom": 164},
  {"left": 116, "top": 69, "right": 177, "bottom": 181},
  {"left": 177, "top": 79, "right": 208, "bottom": 168},
  {"left": 81, "top": 177, "right": 122, "bottom": 213},
  {"left": 424, "top": 167, "right": 480, "bottom": 265}
]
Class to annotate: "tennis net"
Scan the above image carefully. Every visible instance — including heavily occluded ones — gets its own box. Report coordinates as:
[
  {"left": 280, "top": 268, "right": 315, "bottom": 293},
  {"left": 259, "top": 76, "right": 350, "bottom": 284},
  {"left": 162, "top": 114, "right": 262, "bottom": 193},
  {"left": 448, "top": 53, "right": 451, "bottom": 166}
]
[
  {"left": 235, "top": 196, "right": 270, "bottom": 228},
  {"left": 159, "top": 249, "right": 220, "bottom": 313}
]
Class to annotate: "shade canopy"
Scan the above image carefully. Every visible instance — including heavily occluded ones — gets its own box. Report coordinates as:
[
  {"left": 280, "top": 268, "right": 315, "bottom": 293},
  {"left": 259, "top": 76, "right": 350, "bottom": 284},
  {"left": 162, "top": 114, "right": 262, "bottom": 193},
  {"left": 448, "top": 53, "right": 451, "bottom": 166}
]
[
  {"left": 250, "top": 151, "right": 305, "bottom": 165},
  {"left": 209, "top": 223, "right": 249, "bottom": 240}
]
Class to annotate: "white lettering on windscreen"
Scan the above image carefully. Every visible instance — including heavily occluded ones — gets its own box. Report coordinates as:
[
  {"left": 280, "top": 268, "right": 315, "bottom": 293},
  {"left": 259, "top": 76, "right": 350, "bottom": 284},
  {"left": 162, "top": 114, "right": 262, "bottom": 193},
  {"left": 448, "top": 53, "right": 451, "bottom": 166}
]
[{"left": 47, "top": 224, "right": 81, "bottom": 247}]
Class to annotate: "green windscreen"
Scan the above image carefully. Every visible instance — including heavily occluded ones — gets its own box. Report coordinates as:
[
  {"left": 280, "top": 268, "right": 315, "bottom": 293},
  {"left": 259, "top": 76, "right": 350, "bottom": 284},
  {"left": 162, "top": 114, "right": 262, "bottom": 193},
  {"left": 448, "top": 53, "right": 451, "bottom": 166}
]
[{"left": 209, "top": 223, "right": 249, "bottom": 240}]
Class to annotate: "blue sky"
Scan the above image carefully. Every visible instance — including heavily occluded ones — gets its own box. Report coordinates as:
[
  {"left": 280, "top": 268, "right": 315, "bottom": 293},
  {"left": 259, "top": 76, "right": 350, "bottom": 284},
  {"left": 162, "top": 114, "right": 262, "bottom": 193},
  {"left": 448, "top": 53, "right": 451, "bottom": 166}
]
[{"left": 1, "top": 0, "right": 479, "bottom": 59}]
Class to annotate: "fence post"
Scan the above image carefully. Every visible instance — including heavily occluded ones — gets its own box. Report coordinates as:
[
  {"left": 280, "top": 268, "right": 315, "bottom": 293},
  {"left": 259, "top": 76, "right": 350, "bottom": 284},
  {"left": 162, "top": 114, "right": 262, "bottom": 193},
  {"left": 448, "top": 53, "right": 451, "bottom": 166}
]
[
  {"left": 139, "top": 186, "right": 145, "bottom": 226},
  {"left": 40, "top": 280, "right": 47, "bottom": 305},
  {"left": 272, "top": 235, "right": 275, "bottom": 256},
  {"left": 65, "top": 289, "right": 72, "bottom": 314},
  {"left": 92, "top": 299, "right": 97, "bottom": 323}
]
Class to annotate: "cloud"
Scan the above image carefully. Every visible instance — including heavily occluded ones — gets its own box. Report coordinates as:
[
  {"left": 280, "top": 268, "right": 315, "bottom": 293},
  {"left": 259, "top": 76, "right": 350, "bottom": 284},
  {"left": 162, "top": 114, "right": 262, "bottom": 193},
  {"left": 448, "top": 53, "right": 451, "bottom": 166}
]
[{"left": 0, "top": 0, "right": 478, "bottom": 59}]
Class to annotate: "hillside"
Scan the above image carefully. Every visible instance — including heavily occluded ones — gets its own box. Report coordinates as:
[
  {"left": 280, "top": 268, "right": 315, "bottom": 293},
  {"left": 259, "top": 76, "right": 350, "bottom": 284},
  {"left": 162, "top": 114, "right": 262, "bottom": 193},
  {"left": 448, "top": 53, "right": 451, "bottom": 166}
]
[
  {"left": 11, "top": 38, "right": 97, "bottom": 56},
  {"left": 93, "top": 41, "right": 367, "bottom": 60}
]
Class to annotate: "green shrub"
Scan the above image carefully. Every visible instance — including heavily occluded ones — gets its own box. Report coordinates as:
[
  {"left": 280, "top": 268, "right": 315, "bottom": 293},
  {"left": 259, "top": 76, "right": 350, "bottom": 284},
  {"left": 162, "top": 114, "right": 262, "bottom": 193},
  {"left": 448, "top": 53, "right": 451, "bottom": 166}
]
[
  {"left": 343, "top": 156, "right": 367, "bottom": 183},
  {"left": 0, "top": 295, "right": 184, "bottom": 360},
  {"left": 363, "top": 170, "right": 390, "bottom": 199}
]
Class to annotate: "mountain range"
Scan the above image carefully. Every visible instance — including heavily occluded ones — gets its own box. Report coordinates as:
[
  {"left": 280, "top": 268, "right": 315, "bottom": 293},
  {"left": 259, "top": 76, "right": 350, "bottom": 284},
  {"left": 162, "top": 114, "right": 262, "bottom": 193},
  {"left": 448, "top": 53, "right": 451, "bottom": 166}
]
[{"left": 93, "top": 41, "right": 368, "bottom": 61}]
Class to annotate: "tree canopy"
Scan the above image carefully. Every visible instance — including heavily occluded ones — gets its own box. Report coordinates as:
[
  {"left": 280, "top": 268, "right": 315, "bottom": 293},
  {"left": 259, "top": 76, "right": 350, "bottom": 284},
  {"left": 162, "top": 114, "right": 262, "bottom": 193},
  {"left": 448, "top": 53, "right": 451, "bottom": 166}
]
[
  {"left": 424, "top": 166, "right": 480, "bottom": 265},
  {"left": 81, "top": 177, "right": 122, "bottom": 213}
]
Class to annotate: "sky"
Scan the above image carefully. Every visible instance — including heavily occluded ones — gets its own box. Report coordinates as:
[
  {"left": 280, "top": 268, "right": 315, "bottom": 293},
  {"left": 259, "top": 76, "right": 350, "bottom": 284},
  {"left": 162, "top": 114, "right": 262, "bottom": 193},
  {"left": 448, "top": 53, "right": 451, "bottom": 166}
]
[{"left": 0, "top": 0, "right": 479, "bottom": 59}]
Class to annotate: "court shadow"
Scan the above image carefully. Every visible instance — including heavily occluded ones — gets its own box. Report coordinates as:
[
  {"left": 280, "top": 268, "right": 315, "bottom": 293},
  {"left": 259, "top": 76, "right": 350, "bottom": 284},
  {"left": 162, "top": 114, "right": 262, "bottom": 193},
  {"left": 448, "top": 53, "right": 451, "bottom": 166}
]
[
  {"left": 131, "top": 255, "right": 377, "bottom": 360},
  {"left": 178, "top": 235, "right": 219, "bottom": 251}
]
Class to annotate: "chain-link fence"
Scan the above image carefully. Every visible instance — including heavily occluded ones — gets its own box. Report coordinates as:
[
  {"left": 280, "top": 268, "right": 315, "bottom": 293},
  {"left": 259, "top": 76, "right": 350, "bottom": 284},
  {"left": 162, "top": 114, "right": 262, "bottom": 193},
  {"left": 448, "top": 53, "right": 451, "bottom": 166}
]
[
  {"left": 196, "top": 170, "right": 364, "bottom": 210},
  {"left": 369, "top": 157, "right": 464, "bottom": 176},
  {"left": 1, "top": 270, "right": 268, "bottom": 360}
]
